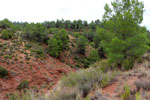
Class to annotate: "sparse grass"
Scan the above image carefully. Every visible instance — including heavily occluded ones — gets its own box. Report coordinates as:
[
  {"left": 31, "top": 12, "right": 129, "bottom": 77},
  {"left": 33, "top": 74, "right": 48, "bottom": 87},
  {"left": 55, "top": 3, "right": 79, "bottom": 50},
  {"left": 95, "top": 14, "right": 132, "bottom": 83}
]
[
  {"left": 121, "top": 85, "right": 131, "bottom": 100},
  {"left": 135, "top": 92, "right": 141, "bottom": 100},
  {"left": 47, "top": 87, "right": 79, "bottom": 100},
  {"left": 59, "top": 66, "right": 117, "bottom": 98},
  {"left": 17, "top": 80, "right": 29, "bottom": 90}
]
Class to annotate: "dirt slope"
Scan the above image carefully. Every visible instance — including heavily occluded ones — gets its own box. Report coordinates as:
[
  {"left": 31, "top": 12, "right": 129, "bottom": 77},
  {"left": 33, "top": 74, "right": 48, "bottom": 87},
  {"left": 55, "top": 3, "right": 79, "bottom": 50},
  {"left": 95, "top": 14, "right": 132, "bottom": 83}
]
[{"left": 0, "top": 56, "right": 73, "bottom": 99}]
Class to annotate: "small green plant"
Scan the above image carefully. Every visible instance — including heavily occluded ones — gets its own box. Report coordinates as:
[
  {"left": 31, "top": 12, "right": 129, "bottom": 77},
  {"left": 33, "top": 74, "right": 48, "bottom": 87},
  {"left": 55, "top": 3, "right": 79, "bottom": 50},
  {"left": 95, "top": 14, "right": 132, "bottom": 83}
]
[
  {"left": 135, "top": 92, "right": 141, "bottom": 100},
  {"left": 25, "top": 43, "right": 32, "bottom": 49},
  {"left": 122, "top": 59, "right": 134, "bottom": 70},
  {"left": 0, "top": 66, "right": 8, "bottom": 78},
  {"left": 1, "top": 30, "right": 12, "bottom": 40},
  {"left": 84, "top": 97, "right": 91, "bottom": 100},
  {"left": 7, "top": 93, "right": 20, "bottom": 100},
  {"left": 35, "top": 47, "right": 45, "bottom": 58},
  {"left": 121, "top": 85, "right": 131, "bottom": 100},
  {"left": 4, "top": 55, "right": 12, "bottom": 59},
  {"left": 17, "top": 80, "right": 29, "bottom": 90}
]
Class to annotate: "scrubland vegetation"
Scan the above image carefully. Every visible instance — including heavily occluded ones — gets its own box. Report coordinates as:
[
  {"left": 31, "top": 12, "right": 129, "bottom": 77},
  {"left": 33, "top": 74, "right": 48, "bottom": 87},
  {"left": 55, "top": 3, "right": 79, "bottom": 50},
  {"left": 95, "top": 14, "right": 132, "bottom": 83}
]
[{"left": 0, "top": 0, "right": 150, "bottom": 99}]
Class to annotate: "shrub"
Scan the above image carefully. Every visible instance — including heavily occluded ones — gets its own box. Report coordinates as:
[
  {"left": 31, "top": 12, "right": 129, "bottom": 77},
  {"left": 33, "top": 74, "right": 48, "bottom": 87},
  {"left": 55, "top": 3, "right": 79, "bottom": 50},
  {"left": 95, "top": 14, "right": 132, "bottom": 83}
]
[
  {"left": 6, "top": 93, "right": 20, "bottom": 100},
  {"left": 121, "top": 85, "right": 131, "bottom": 100},
  {"left": 91, "top": 59, "right": 110, "bottom": 72},
  {"left": 135, "top": 92, "right": 141, "bottom": 100},
  {"left": 61, "top": 67, "right": 117, "bottom": 97},
  {"left": 7, "top": 91, "right": 37, "bottom": 100},
  {"left": 35, "top": 47, "right": 45, "bottom": 58},
  {"left": 47, "top": 28, "right": 59, "bottom": 34},
  {"left": 48, "top": 88, "right": 79, "bottom": 100},
  {"left": 22, "top": 23, "right": 48, "bottom": 43},
  {"left": 73, "top": 32, "right": 80, "bottom": 38},
  {"left": 76, "top": 36, "right": 87, "bottom": 54},
  {"left": 17, "top": 80, "right": 29, "bottom": 90},
  {"left": 87, "top": 49, "right": 100, "bottom": 64},
  {"left": 48, "top": 38, "right": 62, "bottom": 57},
  {"left": 54, "top": 29, "right": 69, "bottom": 49},
  {"left": 25, "top": 43, "right": 32, "bottom": 49},
  {"left": 0, "top": 19, "right": 13, "bottom": 29},
  {"left": 81, "top": 58, "right": 90, "bottom": 68},
  {"left": 1, "top": 30, "right": 12, "bottom": 40},
  {"left": 83, "top": 30, "right": 95, "bottom": 42},
  {"left": 122, "top": 59, "right": 134, "bottom": 70},
  {"left": 48, "top": 29, "right": 69, "bottom": 57},
  {"left": 0, "top": 66, "right": 8, "bottom": 78}
]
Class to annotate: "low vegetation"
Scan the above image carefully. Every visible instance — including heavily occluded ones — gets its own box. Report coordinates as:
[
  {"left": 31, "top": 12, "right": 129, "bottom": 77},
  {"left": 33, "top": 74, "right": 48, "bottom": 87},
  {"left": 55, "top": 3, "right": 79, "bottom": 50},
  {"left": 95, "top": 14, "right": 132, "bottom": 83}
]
[
  {"left": 17, "top": 80, "right": 29, "bottom": 90},
  {"left": 0, "top": 66, "right": 8, "bottom": 78},
  {"left": 46, "top": 66, "right": 117, "bottom": 100}
]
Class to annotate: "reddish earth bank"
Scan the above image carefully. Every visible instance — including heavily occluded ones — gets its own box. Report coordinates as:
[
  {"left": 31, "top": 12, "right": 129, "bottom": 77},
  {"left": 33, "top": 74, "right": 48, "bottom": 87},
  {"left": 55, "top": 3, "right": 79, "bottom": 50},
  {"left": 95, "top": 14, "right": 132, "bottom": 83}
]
[{"left": 0, "top": 56, "right": 74, "bottom": 99}]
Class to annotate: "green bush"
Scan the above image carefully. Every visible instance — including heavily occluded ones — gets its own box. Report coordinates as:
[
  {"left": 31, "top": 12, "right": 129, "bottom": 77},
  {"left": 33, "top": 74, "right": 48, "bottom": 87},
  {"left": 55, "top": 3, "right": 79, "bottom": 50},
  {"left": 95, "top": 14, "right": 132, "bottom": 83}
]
[
  {"left": 122, "top": 59, "right": 134, "bottom": 70},
  {"left": 0, "top": 66, "right": 8, "bottom": 78},
  {"left": 61, "top": 67, "right": 117, "bottom": 97},
  {"left": 76, "top": 36, "right": 87, "bottom": 54},
  {"left": 0, "top": 19, "right": 13, "bottom": 29},
  {"left": 22, "top": 23, "right": 48, "bottom": 43},
  {"left": 73, "top": 32, "right": 80, "bottom": 38},
  {"left": 135, "top": 92, "right": 141, "bottom": 100},
  {"left": 47, "top": 28, "right": 59, "bottom": 34},
  {"left": 87, "top": 49, "right": 100, "bottom": 64},
  {"left": 1, "top": 30, "right": 12, "bottom": 40},
  {"left": 91, "top": 59, "right": 110, "bottom": 72},
  {"left": 35, "top": 47, "right": 45, "bottom": 58},
  {"left": 48, "top": 29, "right": 69, "bottom": 57},
  {"left": 48, "top": 88, "right": 78, "bottom": 100},
  {"left": 121, "top": 85, "right": 131, "bottom": 100},
  {"left": 48, "top": 38, "right": 62, "bottom": 57},
  {"left": 17, "top": 80, "right": 29, "bottom": 90},
  {"left": 7, "top": 91, "right": 34, "bottom": 100},
  {"left": 25, "top": 43, "right": 32, "bottom": 49}
]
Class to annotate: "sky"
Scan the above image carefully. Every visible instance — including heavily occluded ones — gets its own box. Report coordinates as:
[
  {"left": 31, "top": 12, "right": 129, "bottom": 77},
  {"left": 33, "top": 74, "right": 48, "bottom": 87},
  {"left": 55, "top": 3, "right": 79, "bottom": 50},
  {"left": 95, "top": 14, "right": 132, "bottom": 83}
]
[{"left": 0, "top": 0, "right": 149, "bottom": 30}]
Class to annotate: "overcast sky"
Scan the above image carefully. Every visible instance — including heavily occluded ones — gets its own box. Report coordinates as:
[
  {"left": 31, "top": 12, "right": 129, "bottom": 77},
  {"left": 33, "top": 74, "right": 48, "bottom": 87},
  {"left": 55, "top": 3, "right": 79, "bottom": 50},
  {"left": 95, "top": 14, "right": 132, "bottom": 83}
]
[{"left": 0, "top": 0, "right": 149, "bottom": 30}]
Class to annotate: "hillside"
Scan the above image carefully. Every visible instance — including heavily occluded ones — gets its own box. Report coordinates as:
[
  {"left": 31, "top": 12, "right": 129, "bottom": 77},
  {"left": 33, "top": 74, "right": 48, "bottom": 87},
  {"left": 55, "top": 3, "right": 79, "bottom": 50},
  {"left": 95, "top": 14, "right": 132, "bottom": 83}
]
[
  {"left": 0, "top": 0, "right": 150, "bottom": 99},
  {"left": 0, "top": 39, "right": 74, "bottom": 99}
]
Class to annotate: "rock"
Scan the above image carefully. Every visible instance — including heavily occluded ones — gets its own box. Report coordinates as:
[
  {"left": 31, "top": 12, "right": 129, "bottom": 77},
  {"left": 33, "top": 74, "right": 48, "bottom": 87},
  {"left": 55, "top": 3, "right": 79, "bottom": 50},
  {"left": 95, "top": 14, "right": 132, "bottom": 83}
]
[{"left": 135, "top": 80, "right": 150, "bottom": 91}]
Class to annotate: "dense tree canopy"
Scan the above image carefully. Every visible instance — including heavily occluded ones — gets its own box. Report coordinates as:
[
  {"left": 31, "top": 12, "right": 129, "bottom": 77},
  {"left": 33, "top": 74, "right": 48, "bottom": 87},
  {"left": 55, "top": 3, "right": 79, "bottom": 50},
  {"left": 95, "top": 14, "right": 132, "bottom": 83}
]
[
  {"left": 99, "top": 0, "right": 149, "bottom": 69},
  {"left": 22, "top": 23, "right": 48, "bottom": 43}
]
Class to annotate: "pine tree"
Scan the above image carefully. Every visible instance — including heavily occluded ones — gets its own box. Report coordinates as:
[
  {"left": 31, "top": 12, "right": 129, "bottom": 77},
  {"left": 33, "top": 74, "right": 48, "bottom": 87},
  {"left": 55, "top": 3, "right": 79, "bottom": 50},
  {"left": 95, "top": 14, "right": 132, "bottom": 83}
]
[{"left": 100, "top": 0, "right": 149, "bottom": 69}]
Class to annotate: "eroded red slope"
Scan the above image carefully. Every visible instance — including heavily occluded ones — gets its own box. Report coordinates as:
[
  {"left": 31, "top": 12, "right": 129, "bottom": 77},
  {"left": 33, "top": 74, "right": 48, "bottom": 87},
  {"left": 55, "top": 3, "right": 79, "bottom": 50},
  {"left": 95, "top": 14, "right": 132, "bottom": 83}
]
[{"left": 0, "top": 56, "right": 74, "bottom": 99}]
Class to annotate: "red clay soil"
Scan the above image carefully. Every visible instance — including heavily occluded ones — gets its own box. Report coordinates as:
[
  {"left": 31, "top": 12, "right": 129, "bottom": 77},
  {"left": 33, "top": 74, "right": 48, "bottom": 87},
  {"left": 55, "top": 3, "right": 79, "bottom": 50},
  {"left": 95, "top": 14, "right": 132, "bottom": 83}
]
[
  {"left": 102, "top": 74, "right": 138, "bottom": 99},
  {"left": 0, "top": 56, "right": 74, "bottom": 100},
  {"left": 102, "top": 82, "right": 118, "bottom": 97}
]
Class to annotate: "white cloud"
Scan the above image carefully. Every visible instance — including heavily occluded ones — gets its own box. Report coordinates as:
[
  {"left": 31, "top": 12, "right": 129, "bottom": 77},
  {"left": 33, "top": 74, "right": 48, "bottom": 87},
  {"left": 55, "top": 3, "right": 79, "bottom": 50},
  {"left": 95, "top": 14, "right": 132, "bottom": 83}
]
[{"left": 0, "top": 0, "right": 149, "bottom": 30}]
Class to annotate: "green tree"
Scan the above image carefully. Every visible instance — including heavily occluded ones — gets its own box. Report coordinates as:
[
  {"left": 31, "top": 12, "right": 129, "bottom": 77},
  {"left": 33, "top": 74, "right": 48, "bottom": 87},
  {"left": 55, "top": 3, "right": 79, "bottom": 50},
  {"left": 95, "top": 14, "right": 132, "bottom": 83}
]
[
  {"left": 101, "top": 0, "right": 149, "bottom": 69},
  {"left": 0, "top": 19, "right": 13, "bottom": 29},
  {"left": 54, "top": 29, "right": 69, "bottom": 49},
  {"left": 48, "top": 29, "right": 69, "bottom": 57},
  {"left": 1, "top": 30, "right": 12, "bottom": 40},
  {"left": 83, "top": 30, "right": 95, "bottom": 42},
  {"left": 77, "top": 36, "right": 87, "bottom": 54},
  {"left": 23, "top": 23, "right": 48, "bottom": 43},
  {"left": 48, "top": 38, "right": 62, "bottom": 57},
  {"left": 87, "top": 49, "right": 100, "bottom": 64}
]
